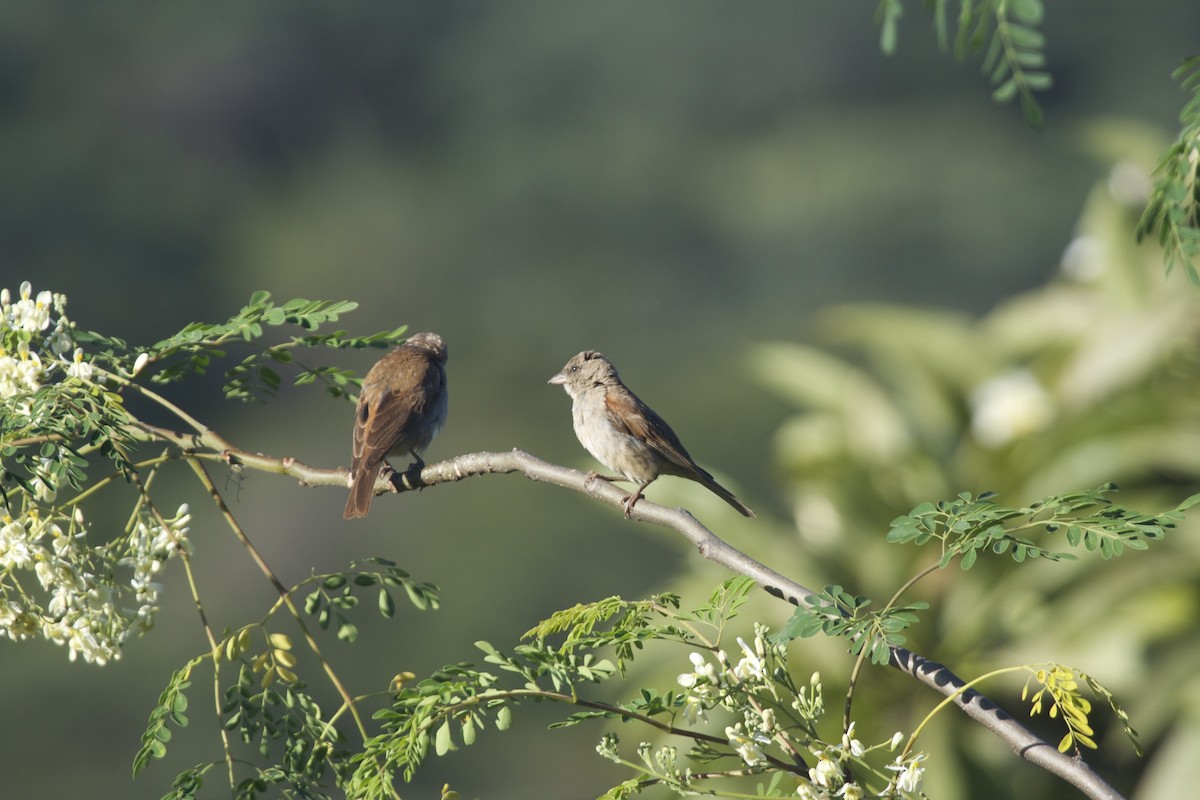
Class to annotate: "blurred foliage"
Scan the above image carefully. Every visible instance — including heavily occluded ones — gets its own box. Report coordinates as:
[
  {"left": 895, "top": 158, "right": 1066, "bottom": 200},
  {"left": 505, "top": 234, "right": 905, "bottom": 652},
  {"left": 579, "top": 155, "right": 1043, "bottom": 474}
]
[{"left": 747, "top": 141, "right": 1200, "bottom": 798}]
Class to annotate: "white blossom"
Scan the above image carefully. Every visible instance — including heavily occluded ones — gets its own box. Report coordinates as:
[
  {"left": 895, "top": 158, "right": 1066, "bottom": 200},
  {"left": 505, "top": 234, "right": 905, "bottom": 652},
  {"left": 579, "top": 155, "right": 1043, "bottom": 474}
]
[
  {"left": 725, "top": 723, "right": 767, "bottom": 767},
  {"left": 65, "top": 347, "right": 93, "bottom": 381},
  {"left": 809, "top": 751, "right": 842, "bottom": 790},
  {"left": 681, "top": 694, "right": 707, "bottom": 725},
  {"left": 8, "top": 281, "right": 54, "bottom": 333},
  {"left": 0, "top": 516, "right": 38, "bottom": 569},
  {"left": 888, "top": 754, "right": 926, "bottom": 797},
  {"left": 835, "top": 783, "right": 863, "bottom": 800},
  {"left": 733, "top": 635, "right": 766, "bottom": 681},
  {"left": 795, "top": 781, "right": 823, "bottom": 800},
  {"left": 841, "top": 722, "right": 865, "bottom": 758},
  {"left": 0, "top": 341, "right": 44, "bottom": 398},
  {"left": 679, "top": 650, "right": 720, "bottom": 687}
]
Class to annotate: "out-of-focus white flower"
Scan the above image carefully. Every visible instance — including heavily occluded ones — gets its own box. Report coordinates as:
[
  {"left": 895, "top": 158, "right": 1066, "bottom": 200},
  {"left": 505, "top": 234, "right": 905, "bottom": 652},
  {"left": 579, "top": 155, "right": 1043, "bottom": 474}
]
[
  {"left": 841, "top": 722, "right": 865, "bottom": 758},
  {"left": 835, "top": 783, "right": 863, "bottom": 800},
  {"left": 0, "top": 341, "right": 44, "bottom": 398},
  {"left": 9, "top": 281, "right": 53, "bottom": 333},
  {"left": 65, "top": 347, "right": 93, "bottom": 381},
  {"left": 733, "top": 635, "right": 766, "bottom": 681},
  {"left": 809, "top": 751, "right": 842, "bottom": 789},
  {"left": 681, "top": 694, "right": 707, "bottom": 725},
  {"left": 795, "top": 780, "right": 822, "bottom": 800},
  {"left": 970, "top": 370, "right": 1054, "bottom": 447},
  {"left": 679, "top": 651, "right": 720, "bottom": 687},
  {"left": 1107, "top": 160, "right": 1151, "bottom": 207},
  {"left": 678, "top": 650, "right": 722, "bottom": 723},
  {"left": 725, "top": 723, "right": 767, "bottom": 766},
  {"left": 0, "top": 516, "right": 37, "bottom": 569},
  {"left": 889, "top": 731, "right": 905, "bottom": 751},
  {"left": 888, "top": 753, "right": 926, "bottom": 797},
  {"left": 132, "top": 352, "right": 150, "bottom": 377},
  {"left": 1060, "top": 234, "right": 1105, "bottom": 282}
]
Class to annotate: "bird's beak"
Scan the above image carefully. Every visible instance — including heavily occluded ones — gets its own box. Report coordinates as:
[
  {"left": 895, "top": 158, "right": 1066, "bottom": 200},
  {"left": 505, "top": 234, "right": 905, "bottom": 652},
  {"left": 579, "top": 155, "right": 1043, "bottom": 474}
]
[{"left": 548, "top": 372, "right": 567, "bottom": 386}]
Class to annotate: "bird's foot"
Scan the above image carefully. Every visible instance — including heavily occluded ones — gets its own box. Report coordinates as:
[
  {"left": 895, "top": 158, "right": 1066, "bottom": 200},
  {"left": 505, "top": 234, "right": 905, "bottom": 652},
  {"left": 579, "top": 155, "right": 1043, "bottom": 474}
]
[
  {"left": 585, "top": 470, "right": 624, "bottom": 484},
  {"left": 398, "top": 458, "right": 426, "bottom": 491},
  {"left": 622, "top": 488, "right": 646, "bottom": 519}
]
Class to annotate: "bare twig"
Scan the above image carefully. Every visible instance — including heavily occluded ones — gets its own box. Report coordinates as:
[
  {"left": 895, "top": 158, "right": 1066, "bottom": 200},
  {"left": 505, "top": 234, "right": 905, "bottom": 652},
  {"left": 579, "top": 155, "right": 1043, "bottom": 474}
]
[{"left": 133, "top": 428, "right": 1126, "bottom": 800}]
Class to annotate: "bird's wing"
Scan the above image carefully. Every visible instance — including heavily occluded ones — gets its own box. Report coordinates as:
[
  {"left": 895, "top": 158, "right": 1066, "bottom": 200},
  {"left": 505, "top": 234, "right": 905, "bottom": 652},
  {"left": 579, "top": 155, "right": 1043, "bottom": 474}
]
[{"left": 603, "top": 389, "right": 709, "bottom": 477}]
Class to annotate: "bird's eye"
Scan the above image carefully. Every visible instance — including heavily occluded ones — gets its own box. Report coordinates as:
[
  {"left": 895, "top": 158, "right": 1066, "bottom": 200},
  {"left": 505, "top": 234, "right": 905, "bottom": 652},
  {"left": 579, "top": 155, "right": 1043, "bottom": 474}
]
[{"left": 569, "top": 365, "right": 579, "bottom": 373}]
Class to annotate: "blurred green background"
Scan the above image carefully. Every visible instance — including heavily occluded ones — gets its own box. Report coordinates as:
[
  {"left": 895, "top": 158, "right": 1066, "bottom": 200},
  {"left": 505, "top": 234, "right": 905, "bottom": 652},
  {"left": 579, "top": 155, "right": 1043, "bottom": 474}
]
[{"left": 3, "top": 2, "right": 1199, "bottom": 798}]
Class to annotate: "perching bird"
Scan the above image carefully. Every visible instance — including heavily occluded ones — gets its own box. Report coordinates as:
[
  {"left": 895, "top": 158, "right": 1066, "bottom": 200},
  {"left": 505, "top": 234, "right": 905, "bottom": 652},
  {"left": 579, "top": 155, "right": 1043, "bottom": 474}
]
[
  {"left": 344, "top": 331, "right": 448, "bottom": 519},
  {"left": 549, "top": 350, "right": 754, "bottom": 518}
]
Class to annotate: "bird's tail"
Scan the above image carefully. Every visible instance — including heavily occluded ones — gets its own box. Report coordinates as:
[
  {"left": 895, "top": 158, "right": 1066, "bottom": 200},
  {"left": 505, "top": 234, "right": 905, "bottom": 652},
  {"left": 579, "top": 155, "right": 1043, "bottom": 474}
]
[
  {"left": 702, "top": 475, "right": 756, "bottom": 518},
  {"left": 343, "top": 464, "right": 382, "bottom": 519}
]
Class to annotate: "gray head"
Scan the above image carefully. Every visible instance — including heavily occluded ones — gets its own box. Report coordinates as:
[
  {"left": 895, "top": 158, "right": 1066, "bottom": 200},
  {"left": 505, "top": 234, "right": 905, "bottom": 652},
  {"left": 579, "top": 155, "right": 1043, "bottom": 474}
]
[
  {"left": 548, "top": 350, "right": 619, "bottom": 398},
  {"left": 406, "top": 331, "right": 448, "bottom": 363}
]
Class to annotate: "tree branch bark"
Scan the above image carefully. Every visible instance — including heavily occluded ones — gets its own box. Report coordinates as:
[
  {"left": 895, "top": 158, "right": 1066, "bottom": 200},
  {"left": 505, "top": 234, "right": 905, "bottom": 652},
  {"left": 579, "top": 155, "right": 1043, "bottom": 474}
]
[{"left": 142, "top": 430, "right": 1125, "bottom": 800}]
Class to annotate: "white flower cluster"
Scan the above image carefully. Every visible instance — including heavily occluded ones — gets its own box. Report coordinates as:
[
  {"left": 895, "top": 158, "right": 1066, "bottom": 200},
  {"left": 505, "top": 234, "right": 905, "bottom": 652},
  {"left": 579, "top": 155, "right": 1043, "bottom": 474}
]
[
  {"left": 123, "top": 504, "right": 193, "bottom": 634},
  {"left": 0, "top": 503, "right": 191, "bottom": 665},
  {"left": 0, "top": 281, "right": 79, "bottom": 399},
  {"left": 0, "top": 339, "right": 44, "bottom": 399},
  {"left": 1, "top": 282, "right": 55, "bottom": 333},
  {"left": 675, "top": 625, "right": 779, "bottom": 767},
  {"left": 675, "top": 635, "right": 928, "bottom": 799},
  {"left": 792, "top": 725, "right": 924, "bottom": 800}
]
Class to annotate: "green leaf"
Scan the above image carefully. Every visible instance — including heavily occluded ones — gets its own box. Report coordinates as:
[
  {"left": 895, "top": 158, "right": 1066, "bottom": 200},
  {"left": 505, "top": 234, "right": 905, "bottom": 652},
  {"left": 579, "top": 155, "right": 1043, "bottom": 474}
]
[
  {"left": 434, "top": 720, "right": 454, "bottom": 756},
  {"left": 1177, "top": 493, "right": 1200, "bottom": 512},
  {"left": 336, "top": 617, "right": 358, "bottom": 643},
  {"left": 379, "top": 588, "right": 396, "bottom": 618},
  {"left": 461, "top": 717, "right": 476, "bottom": 746},
  {"left": 992, "top": 78, "right": 1018, "bottom": 103},
  {"left": 496, "top": 705, "right": 513, "bottom": 731},
  {"left": 960, "top": 547, "right": 978, "bottom": 570},
  {"left": 404, "top": 581, "right": 430, "bottom": 610}
]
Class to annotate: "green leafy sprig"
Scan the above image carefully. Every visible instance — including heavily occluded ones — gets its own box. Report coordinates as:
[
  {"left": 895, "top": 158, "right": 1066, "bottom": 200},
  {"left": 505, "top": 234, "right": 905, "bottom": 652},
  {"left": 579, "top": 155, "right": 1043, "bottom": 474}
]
[
  {"left": 887, "top": 484, "right": 1190, "bottom": 569},
  {"left": 1137, "top": 54, "right": 1200, "bottom": 285},
  {"left": 139, "top": 292, "right": 408, "bottom": 402},
  {"left": 772, "top": 585, "right": 929, "bottom": 667},
  {"left": 875, "top": 0, "right": 1051, "bottom": 125}
]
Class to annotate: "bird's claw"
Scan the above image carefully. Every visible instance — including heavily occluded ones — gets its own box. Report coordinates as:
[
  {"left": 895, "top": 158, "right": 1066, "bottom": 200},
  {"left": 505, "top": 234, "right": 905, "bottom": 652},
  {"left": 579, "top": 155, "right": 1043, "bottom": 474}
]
[{"left": 398, "top": 459, "right": 425, "bottom": 491}]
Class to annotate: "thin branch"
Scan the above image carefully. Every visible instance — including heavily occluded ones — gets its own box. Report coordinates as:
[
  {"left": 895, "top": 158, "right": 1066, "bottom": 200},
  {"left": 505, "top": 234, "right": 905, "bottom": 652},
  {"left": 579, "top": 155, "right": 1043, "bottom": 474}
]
[
  {"left": 185, "top": 459, "right": 371, "bottom": 743},
  {"left": 129, "top": 462, "right": 236, "bottom": 789},
  {"left": 132, "top": 428, "right": 1126, "bottom": 800}
]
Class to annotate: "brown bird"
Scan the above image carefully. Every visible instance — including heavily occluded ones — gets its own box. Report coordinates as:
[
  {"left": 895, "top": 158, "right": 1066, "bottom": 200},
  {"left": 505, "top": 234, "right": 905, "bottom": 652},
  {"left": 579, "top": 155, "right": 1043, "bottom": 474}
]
[
  {"left": 344, "top": 331, "right": 449, "bottom": 519},
  {"left": 549, "top": 350, "right": 754, "bottom": 518}
]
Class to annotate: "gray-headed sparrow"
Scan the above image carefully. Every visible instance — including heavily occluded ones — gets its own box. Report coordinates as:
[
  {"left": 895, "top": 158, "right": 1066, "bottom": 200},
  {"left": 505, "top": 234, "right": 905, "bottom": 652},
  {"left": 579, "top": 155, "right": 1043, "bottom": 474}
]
[
  {"left": 549, "top": 350, "right": 754, "bottom": 518},
  {"left": 344, "top": 331, "right": 448, "bottom": 519}
]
